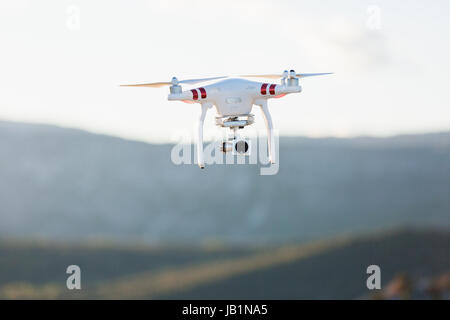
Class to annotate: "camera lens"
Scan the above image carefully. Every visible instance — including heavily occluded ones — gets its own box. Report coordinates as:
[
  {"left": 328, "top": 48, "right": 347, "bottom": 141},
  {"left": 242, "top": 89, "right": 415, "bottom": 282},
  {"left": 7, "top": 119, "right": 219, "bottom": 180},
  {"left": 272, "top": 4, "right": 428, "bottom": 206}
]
[{"left": 235, "top": 140, "right": 249, "bottom": 154}]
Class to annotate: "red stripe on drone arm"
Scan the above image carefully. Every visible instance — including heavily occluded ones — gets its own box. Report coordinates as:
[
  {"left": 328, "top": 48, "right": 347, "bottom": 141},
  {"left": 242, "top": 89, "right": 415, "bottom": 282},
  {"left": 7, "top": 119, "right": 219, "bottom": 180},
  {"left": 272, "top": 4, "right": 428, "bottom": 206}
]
[
  {"left": 199, "top": 87, "right": 207, "bottom": 99},
  {"left": 191, "top": 89, "right": 199, "bottom": 100},
  {"left": 261, "top": 83, "right": 268, "bottom": 95},
  {"left": 269, "top": 84, "right": 276, "bottom": 95}
]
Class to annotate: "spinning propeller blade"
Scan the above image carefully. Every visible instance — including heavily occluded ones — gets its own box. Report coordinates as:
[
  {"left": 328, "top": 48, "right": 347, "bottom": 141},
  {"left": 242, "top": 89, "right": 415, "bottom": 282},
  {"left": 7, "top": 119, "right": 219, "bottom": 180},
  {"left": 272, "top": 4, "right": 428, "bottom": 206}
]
[
  {"left": 296, "top": 73, "right": 334, "bottom": 78},
  {"left": 120, "top": 82, "right": 171, "bottom": 88},
  {"left": 239, "top": 74, "right": 281, "bottom": 79},
  {"left": 240, "top": 72, "right": 333, "bottom": 79},
  {"left": 178, "top": 76, "right": 227, "bottom": 84},
  {"left": 120, "top": 76, "right": 227, "bottom": 88}
]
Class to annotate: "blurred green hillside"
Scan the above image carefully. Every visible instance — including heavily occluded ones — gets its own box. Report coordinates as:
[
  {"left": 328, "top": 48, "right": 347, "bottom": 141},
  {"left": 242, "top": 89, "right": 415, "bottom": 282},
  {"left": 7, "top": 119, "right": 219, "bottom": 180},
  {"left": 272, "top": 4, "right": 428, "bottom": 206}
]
[{"left": 0, "top": 228, "right": 448, "bottom": 299}]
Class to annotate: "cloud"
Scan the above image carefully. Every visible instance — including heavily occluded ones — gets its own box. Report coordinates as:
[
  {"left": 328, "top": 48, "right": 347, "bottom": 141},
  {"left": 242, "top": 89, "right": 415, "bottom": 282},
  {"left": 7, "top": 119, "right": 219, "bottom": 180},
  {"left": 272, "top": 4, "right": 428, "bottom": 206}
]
[
  {"left": 326, "top": 19, "right": 391, "bottom": 71},
  {"left": 278, "top": 16, "right": 392, "bottom": 73}
]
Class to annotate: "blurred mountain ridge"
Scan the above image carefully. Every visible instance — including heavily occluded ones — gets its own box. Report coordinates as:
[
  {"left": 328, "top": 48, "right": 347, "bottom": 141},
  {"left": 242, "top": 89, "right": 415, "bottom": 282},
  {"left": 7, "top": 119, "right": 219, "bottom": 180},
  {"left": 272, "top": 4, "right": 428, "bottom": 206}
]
[{"left": 0, "top": 120, "right": 449, "bottom": 243}]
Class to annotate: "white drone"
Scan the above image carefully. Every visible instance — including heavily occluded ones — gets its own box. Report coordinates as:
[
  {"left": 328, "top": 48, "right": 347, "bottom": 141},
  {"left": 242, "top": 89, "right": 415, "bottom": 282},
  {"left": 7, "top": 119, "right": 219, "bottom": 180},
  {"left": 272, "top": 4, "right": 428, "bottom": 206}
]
[{"left": 122, "top": 70, "right": 332, "bottom": 169}]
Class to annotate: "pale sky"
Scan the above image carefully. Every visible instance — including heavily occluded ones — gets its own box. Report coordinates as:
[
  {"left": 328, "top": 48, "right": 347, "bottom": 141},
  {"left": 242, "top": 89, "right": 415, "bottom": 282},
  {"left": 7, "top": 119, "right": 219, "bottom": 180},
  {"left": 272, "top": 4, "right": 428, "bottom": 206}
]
[{"left": 1, "top": 0, "right": 450, "bottom": 143}]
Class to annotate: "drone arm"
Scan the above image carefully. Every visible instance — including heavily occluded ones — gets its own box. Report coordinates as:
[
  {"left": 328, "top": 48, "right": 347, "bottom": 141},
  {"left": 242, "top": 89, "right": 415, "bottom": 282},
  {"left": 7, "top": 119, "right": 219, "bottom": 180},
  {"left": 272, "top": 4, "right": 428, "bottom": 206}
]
[
  {"left": 168, "top": 91, "right": 194, "bottom": 102},
  {"left": 255, "top": 99, "right": 276, "bottom": 164},
  {"left": 197, "top": 103, "right": 209, "bottom": 169}
]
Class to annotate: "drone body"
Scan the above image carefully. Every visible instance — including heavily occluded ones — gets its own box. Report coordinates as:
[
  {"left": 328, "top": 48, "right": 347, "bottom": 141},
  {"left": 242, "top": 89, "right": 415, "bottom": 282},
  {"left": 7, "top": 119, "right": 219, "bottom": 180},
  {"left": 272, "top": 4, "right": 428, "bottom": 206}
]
[
  {"left": 122, "top": 70, "right": 332, "bottom": 168},
  {"left": 168, "top": 78, "right": 300, "bottom": 116}
]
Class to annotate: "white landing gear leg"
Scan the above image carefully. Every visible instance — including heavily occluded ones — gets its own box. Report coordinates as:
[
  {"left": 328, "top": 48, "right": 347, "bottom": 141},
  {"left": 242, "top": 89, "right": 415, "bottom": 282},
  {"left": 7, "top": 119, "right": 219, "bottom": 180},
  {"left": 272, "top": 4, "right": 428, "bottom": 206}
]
[
  {"left": 255, "top": 99, "right": 276, "bottom": 164},
  {"left": 197, "top": 103, "right": 209, "bottom": 169}
]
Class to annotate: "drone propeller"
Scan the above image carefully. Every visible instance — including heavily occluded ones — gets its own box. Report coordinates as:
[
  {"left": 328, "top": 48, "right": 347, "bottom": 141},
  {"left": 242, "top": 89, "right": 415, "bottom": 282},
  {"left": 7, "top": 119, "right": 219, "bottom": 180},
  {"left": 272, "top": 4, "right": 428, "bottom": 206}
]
[
  {"left": 120, "top": 76, "right": 227, "bottom": 88},
  {"left": 240, "top": 72, "right": 333, "bottom": 79}
]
